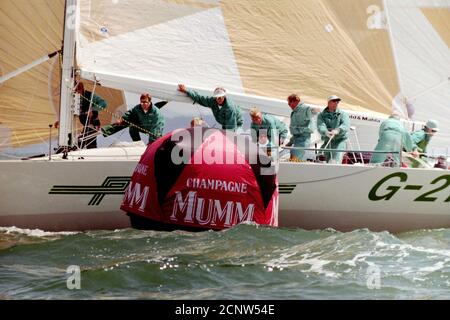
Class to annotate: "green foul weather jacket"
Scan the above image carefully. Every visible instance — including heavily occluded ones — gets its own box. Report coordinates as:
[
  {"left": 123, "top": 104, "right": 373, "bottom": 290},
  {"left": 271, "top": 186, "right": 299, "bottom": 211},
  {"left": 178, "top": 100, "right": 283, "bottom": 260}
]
[
  {"left": 410, "top": 129, "right": 432, "bottom": 153},
  {"left": 317, "top": 107, "right": 350, "bottom": 141},
  {"left": 370, "top": 116, "right": 414, "bottom": 163},
  {"left": 121, "top": 104, "right": 165, "bottom": 142},
  {"left": 186, "top": 89, "right": 243, "bottom": 130},
  {"left": 251, "top": 113, "right": 288, "bottom": 145},
  {"left": 289, "top": 102, "right": 316, "bottom": 140}
]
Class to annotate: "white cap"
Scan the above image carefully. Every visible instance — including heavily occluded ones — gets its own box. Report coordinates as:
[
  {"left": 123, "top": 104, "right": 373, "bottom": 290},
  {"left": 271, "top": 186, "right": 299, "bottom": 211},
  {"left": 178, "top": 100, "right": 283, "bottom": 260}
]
[
  {"left": 425, "top": 119, "right": 439, "bottom": 131},
  {"left": 213, "top": 87, "right": 227, "bottom": 98},
  {"left": 327, "top": 95, "right": 341, "bottom": 102}
]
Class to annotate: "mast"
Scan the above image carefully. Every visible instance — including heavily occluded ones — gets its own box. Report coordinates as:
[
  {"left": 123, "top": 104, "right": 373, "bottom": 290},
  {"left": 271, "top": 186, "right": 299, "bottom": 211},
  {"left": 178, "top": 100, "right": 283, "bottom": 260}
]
[{"left": 58, "top": 0, "right": 78, "bottom": 149}]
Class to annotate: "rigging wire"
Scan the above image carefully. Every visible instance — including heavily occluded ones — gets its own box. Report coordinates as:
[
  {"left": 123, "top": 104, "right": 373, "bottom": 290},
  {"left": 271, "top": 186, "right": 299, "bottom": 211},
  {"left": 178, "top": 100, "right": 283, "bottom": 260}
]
[{"left": 76, "top": 89, "right": 161, "bottom": 140}]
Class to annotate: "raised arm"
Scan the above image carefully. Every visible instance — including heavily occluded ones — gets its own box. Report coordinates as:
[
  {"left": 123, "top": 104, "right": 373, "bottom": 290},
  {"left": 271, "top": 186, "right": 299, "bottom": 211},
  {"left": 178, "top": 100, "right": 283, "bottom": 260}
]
[{"left": 178, "top": 84, "right": 215, "bottom": 108}]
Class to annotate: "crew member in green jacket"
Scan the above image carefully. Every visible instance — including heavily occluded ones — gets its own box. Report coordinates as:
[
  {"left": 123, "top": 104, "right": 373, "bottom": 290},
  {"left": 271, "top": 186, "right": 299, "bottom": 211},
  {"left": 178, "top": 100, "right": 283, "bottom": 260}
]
[
  {"left": 76, "top": 82, "right": 108, "bottom": 149},
  {"left": 116, "top": 93, "right": 165, "bottom": 144},
  {"left": 317, "top": 95, "right": 350, "bottom": 163},
  {"left": 178, "top": 84, "right": 243, "bottom": 131},
  {"left": 249, "top": 107, "right": 288, "bottom": 147},
  {"left": 370, "top": 113, "right": 415, "bottom": 165},
  {"left": 410, "top": 119, "right": 439, "bottom": 155},
  {"left": 287, "top": 93, "right": 320, "bottom": 161}
]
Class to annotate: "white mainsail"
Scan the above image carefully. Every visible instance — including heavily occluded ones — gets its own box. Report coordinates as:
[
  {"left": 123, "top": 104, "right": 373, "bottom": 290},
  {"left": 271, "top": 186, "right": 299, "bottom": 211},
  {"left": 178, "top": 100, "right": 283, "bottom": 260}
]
[{"left": 76, "top": 0, "right": 449, "bottom": 151}]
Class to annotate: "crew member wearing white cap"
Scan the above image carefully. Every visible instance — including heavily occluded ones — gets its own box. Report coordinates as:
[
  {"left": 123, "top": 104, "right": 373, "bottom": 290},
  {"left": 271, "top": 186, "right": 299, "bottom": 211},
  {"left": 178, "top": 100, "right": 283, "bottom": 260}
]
[
  {"left": 317, "top": 95, "right": 350, "bottom": 163},
  {"left": 178, "top": 84, "right": 243, "bottom": 131},
  {"left": 410, "top": 119, "right": 439, "bottom": 155}
]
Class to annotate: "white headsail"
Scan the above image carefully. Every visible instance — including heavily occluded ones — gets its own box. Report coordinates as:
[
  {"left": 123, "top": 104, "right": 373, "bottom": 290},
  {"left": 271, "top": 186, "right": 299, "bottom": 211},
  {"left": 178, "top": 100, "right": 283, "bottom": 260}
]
[{"left": 384, "top": 0, "right": 450, "bottom": 150}]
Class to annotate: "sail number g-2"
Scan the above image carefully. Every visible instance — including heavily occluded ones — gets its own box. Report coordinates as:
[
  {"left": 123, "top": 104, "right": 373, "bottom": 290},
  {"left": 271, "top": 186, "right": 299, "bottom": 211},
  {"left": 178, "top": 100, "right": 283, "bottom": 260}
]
[{"left": 369, "top": 172, "right": 450, "bottom": 202}]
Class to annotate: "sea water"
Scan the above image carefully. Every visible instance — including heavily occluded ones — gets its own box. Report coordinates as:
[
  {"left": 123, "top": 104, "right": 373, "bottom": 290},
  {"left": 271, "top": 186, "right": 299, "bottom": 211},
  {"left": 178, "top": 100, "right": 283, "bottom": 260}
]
[{"left": 2, "top": 224, "right": 450, "bottom": 300}]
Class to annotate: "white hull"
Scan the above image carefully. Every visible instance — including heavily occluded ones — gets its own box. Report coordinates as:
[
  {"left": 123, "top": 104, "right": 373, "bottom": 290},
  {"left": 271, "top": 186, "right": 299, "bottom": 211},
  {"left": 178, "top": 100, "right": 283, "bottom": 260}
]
[
  {"left": 278, "top": 162, "right": 450, "bottom": 233},
  {"left": 1, "top": 147, "right": 449, "bottom": 233}
]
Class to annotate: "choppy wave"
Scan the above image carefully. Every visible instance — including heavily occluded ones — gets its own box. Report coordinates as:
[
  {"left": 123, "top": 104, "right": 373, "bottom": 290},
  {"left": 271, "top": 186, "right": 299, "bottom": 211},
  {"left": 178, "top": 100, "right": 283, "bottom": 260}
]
[
  {"left": 0, "top": 226, "right": 79, "bottom": 251},
  {"left": 0, "top": 226, "right": 79, "bottom": 237},
  {"left": 1, "top": 225, "right": 450, "bottom": 299}
]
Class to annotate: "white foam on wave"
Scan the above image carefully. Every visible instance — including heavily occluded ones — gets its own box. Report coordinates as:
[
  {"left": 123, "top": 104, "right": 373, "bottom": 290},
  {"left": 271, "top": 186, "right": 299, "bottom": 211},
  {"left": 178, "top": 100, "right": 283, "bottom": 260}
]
[
  {"left": 342, "top": 252, "right": 373, "bottom": 267},
  {"left": 418, "top": 261, "right": 447, "bottom": 273},
  {"left": 0, "top": 226, "right": 78, "bottom": 237},
  {"left": 265, "top": 249, "right": 338, "bottom": 278},
  {"left": 376, "top": 240, "right": 450, "bottom": 258}
]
